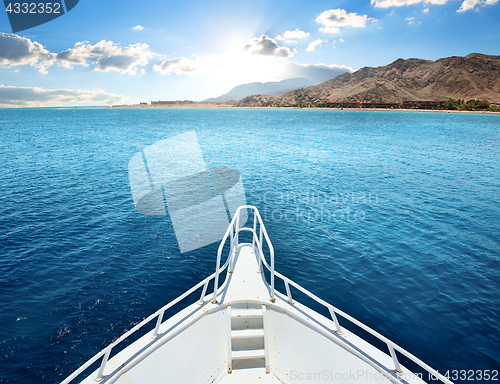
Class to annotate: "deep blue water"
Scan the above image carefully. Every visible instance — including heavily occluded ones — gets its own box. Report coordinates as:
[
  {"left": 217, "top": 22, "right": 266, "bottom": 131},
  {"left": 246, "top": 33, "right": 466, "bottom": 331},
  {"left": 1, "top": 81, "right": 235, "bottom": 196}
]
[{"left": 0, "top": 108, "right": 499, "bottom": 383}]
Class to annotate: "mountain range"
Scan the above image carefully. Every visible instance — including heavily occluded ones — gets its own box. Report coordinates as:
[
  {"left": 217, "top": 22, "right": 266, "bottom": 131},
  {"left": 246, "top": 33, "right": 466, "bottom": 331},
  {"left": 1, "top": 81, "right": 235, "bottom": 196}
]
[
  {"left": 235, "top": 53, "right": 500, "bottom": 107},
  {"left": 203, "top": 78, "right": 319, "bottom": 103}
]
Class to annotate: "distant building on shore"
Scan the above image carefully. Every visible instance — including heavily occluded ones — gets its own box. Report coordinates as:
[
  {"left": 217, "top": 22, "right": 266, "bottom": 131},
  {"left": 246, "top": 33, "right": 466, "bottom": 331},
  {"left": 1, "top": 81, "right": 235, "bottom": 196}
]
[{"left": 151, "top": 100, "right": 194, "bottom": 106}]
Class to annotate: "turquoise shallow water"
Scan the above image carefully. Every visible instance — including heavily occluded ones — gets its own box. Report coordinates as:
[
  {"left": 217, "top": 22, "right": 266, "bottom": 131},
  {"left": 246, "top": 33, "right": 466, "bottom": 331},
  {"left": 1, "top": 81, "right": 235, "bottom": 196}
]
[{"left": 0, "top": 108, "right": 499, "bottom": 383}]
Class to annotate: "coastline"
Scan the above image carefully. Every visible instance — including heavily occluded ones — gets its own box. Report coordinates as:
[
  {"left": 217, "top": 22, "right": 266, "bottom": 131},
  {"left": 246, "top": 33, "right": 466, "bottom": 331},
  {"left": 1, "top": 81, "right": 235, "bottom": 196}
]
[{"left": 107, "top": 103, "right": 500, "bottom": 115}]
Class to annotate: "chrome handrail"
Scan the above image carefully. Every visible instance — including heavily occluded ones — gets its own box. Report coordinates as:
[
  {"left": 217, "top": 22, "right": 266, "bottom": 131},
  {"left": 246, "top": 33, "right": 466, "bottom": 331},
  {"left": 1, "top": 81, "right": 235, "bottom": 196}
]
[
  {"left": 61, "top": 258, "right": 232, "bottom": 384},
  {"left": 61, "top": 206, "right": 266, "bottom": 384},
  {"left": 253, "top": 228, "right": 454, "bottom": 384},
  {"left": 212, "top": 205, "right": 275, "bottom": 303},
  {"left": 62, "top": 205, "right": 452, "bottom": 384}
]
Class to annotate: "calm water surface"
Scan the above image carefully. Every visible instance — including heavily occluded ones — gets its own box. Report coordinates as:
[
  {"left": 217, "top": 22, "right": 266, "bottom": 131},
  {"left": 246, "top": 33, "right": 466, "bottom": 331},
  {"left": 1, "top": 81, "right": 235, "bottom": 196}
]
[{"left": 0, "top": 108, "right": 499, "bottom": 383}]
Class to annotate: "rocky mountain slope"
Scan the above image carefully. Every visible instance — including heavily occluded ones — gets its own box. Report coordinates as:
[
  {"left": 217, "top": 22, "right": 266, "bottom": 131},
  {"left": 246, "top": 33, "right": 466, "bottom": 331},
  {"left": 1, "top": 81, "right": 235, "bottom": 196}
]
[{"left": 236, "top": 53, "right": 500, "bottom": 106}]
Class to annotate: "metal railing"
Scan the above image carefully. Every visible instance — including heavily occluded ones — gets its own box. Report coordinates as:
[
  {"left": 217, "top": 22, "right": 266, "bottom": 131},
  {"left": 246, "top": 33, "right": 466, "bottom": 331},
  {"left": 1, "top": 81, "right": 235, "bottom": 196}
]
[
  {"left": 245, "top": 208, "right": 454, "bottom": 384},
  {"left": 60, "top": 235, "right": 239, "bottom": 383},
  {"left": 213, "top": 206, "right": 454, "bottom": 383},
  {"left": 212, "top": 205, "right": 275, "bottom": 303},
  {"left": 61, "top": 205, "right": 453, "bottom": 384},
  {"left": 60, "top": 206, "right": 267, "bottom": 384},
  {"left": 60, "top": 271, "right": 221, "bottom": 383}
]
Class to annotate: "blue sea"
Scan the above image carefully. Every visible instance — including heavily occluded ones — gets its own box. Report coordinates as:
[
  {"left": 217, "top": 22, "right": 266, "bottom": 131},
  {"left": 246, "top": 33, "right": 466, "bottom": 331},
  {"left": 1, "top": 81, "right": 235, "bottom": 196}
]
[{"left": 0, "top": 108, "right": 499, "bottom": 383}]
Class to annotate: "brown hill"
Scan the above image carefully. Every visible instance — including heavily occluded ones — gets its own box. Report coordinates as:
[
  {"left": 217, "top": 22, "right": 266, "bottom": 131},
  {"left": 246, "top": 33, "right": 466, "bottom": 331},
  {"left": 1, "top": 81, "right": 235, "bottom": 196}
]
[{"left": 236, "top": 53, "right": 500, "bottom": 106}]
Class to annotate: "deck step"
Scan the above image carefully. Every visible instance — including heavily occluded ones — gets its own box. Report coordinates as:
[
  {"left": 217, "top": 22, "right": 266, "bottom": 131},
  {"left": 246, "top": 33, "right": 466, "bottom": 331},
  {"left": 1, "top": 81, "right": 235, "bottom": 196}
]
[
  {"left": 231, "top": 308, "right": 263, "bottom": 318},
  {"left": 231, "top": 329, "right": 265, "bottom": 339},
  {"left": 232, "top": 349, "right": 265, "bottom": 360}
]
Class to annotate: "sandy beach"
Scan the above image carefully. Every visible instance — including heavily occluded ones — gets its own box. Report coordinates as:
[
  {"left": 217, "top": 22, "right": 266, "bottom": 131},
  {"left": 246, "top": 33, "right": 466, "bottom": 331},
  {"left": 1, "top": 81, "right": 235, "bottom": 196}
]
[{"left": 107, "top": 103, "right": 500, "bottom": 115}]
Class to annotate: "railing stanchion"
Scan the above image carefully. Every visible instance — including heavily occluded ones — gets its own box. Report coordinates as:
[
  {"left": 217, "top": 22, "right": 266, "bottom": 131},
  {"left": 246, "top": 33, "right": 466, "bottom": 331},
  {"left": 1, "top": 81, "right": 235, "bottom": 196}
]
[
  {"left": 230, "top": 224, "right": 234, "bottom": 255},
  {"left": 258, "top": 225, "right": 263, "bottom": 271},
  {"left": 212, "top": 251, "right": 222, "bottom": 303},
  {"left": 285, "top": 280, "right": 293, "bottom": 304},
  {"left": 95, "top": 346, "right": 112, "bottom": 381},
  {"left": 388, "top": 344, "right": 403, "bottom": 374},
  {"left": 257, "top": 237, "right": 263, "bottom": 272},
  {"left": 252, "top": 210, "right": 257, "bottom": 252},
  {"left": 270, "top": 246, "right": 275, "bottom": 302},
  {"left": 213, "top": 206, "right": 241, "bottom": 303},
  {"left": 198, "top": 280, "right": 209, "bottom": 304},
  {"left": 229, "top": 224, "right": 234, "bottom": 273},
  {"left": 152, "top": 311, "right": 164, "bottom": 339},
  {"left": 235, "top": 212, "right": 240, "bottom": 252},
  {"left": 328, "top": 308, "right": 344, "bottom": 335},
  {"left": 229, "top": 226, "right": 235, "bottom": 273},
  {"left": 259, "top": 224, "right": 263, "bottom": 252}
]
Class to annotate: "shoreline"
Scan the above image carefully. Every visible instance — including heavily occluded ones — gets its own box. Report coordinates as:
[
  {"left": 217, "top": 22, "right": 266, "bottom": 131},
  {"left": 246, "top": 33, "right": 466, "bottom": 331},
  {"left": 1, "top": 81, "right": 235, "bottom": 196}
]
[{"left": 107, "top": 104, "right": 500, "bottom": 115}]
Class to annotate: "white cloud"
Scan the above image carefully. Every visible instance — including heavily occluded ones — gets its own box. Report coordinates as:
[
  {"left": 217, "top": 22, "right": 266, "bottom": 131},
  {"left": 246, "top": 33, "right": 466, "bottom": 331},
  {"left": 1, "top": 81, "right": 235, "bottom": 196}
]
[
  {"left": 339, "top": 38, "right": 345, "bottom": 43},
  {"left": 276, "top": 36, "right": 300, "bottom": 44},
  {"left": 371, "top": 0, "right": 449, "bottom": 8},
  {"left": 153, "top": 56, "right": 205, "bottom": 75},
  {"left": 243, "top": 35, "right": 293, "bottom": 59},
  {"left": 132, "top": 25, "right": 144, "bottom": 31},
  {"left": 423, "top": 7, "right": 430, "bottom": 12},
  {"left": 457, "top": 0, "right": 477, "bottom": 11},
  {"left": 406, "top": 16, "right": 416, "bottom": 23},
  {"left": 316, "top": 9, "right": 374, "bottom": 34},
  {"left": 457, "top": 0, "right": 499, "bottom": 12},
  {"left": 0, "top": 34, "right": 154, "bottom": 75},
  {"left": 0, "top": 85, "right": 127, "bottom": 107},
  {"left": 56, "top": 40, "right": 154, "bottom": 74},
  {"left": 319, "top": 26, "right": 341, "bottom": 34},
  {"left": 0, "top": 33, "right": 55, "bottom": 74},
  {"left": 276, "top": 28, "right": 310, "bottom": 41},
  {"left": 306, "top": 39, "right": 324, "bottom": 52}
]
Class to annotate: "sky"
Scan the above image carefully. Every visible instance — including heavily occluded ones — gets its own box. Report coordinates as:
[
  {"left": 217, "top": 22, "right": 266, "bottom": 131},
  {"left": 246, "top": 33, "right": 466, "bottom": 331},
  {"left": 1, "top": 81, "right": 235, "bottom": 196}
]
[{"left": 0, "top": 0, "right": 499, "bottom": 107}]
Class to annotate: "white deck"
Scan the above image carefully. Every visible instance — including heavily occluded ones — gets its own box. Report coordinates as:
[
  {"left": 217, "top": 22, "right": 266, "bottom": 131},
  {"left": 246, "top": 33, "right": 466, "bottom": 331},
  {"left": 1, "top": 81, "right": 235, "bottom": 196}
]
[{"left": 79, "top": 243, "right": 428, "bottom": 384}]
